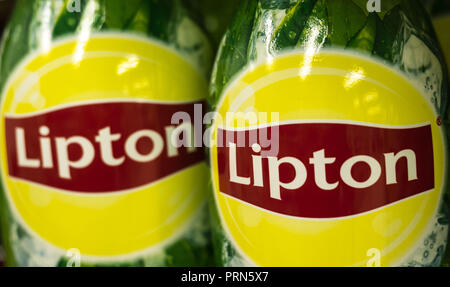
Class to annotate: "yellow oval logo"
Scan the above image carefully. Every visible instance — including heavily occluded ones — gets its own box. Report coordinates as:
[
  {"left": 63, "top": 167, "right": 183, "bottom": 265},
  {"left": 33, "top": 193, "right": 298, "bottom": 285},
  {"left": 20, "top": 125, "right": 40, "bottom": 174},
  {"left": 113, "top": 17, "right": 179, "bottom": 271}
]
[
  {"left": 210, "top": 51, "right": 446, "bottom": 266},
  {"left": 1, "top": 34, "right": 209, "bottom": 258}
]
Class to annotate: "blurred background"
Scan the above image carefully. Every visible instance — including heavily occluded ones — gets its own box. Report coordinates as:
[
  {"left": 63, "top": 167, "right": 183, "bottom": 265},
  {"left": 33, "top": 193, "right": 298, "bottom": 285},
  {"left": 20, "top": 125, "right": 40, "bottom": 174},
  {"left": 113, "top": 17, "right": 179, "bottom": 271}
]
[{"left": 0, "top": 0, "right": 14, "bottom": 33}]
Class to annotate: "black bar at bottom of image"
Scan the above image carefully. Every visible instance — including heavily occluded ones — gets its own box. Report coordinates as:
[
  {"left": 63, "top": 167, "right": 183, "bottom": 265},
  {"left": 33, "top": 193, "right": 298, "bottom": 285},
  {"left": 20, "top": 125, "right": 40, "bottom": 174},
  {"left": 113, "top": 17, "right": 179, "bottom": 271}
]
[{"left": 0, "top": 267, "right": 449, "bottom": 286}]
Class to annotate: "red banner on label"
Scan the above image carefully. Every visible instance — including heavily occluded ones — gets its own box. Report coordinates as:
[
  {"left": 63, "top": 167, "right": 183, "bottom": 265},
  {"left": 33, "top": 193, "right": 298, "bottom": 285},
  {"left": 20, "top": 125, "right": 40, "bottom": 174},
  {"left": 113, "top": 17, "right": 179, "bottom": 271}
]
[
  {"left": 217, "top": 122, "right": 435, "bottom": 218},
  {"left": 5, "top": 101, "right": 205, "bottom": 193}
]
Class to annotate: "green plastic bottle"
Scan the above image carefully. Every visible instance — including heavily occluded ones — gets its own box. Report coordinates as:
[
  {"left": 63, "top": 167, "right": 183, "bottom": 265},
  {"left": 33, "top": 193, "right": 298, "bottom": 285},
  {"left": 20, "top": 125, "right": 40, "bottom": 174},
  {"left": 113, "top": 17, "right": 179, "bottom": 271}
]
[
  {"left": 0, "top": 0, "right": 15, "bottom": 268},
  {"left": 424, "top": 0, "right": 450, "bottom": 267},
  {"left": 208, "top": 0, "right": 449, "bottom": 267},
  {"left": 0, "top": 0, "right": 213, "bottom": 267}
]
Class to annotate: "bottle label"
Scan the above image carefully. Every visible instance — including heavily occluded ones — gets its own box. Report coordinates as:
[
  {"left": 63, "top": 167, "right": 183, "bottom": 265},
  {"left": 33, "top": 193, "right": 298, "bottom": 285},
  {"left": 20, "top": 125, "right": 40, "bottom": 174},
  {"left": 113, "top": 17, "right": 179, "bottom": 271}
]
[
  {"left": 210, "top": 51, "right": 447, "bottom": 266},
  {"left": 0, "top": 34, "right": 208, "bottom": 261},
  {"left": 217, "top": 121, "right": 435, "bottom": 219},
  {"left": 5, "top": 101, "right": 204, "bottom": 192}
]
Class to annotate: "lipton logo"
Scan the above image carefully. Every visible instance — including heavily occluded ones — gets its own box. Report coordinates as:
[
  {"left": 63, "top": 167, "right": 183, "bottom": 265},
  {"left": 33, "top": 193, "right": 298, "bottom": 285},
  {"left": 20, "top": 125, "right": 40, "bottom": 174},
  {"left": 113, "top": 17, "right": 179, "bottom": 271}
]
[
  {"left": 217, "top": 121, "right": 435, "bottom": 219},
  {"left": 4, "top": 100, "right": 205, "bottom": 193}
]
